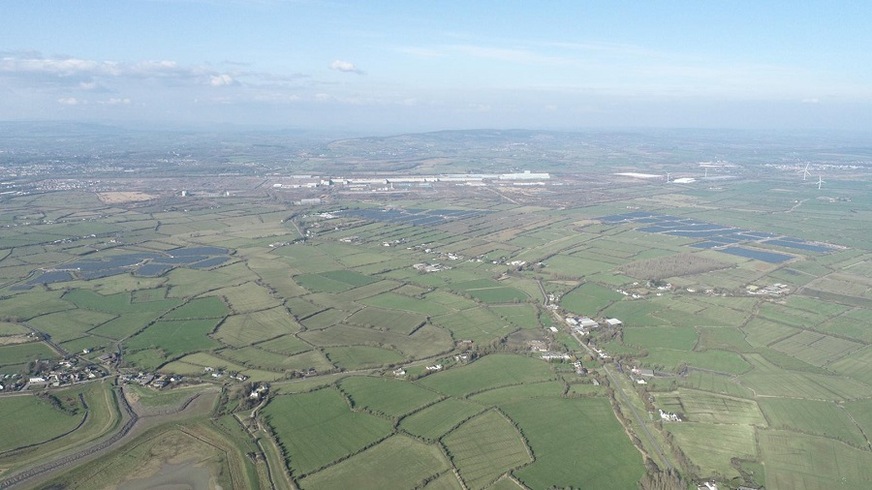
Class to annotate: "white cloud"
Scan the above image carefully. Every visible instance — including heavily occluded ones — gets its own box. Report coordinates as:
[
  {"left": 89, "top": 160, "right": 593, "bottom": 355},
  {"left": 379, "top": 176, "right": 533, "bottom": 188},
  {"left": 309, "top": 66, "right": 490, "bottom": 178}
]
[
  {"left": 57, "top": 97, "right": 80, "bottom": 105},
  {"left": 1, "top": 53, "right": 216, "bottom": 84},
  {"left": 329, "top": 59, "right": 363, "bottom": 74},
  {"left": 802, "top": 98, "right": 820, "bottom": 104},
  {"left": 99, "top": 97, "right": 131, "bottom": 105},
  {"left": 210, "top": 74, "right": 235, "bottom": 86}
]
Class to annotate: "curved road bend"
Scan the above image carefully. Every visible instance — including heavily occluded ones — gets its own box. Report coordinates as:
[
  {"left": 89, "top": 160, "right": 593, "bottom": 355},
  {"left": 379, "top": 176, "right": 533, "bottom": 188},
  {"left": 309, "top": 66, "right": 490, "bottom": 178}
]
[{"left": 0, "top": 386, "right": 138, "bottom": 489}]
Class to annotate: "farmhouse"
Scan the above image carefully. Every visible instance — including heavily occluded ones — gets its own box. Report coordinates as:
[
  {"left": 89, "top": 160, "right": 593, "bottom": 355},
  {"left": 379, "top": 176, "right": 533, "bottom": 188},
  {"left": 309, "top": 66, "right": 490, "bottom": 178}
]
[
  {"left": 604, "top": 318, "right": 623, "bottom": 327},
  {"left": 425, "top": 364, "right": 443, "bottom": 371},
  {"left": 659, "top": 409, "right": 682, "bottom": 422},
  {"left": 529, "top": 340, "right": 548, "bottom": 352},
  {"left": 541, "top": 352, "right": 571, "bottom": 361},
  {"left": 631, "top": 367, "right": 655, "bottom": 377},
  {"left": 579, "top": 317, "right": 599, "bottom": 329}
]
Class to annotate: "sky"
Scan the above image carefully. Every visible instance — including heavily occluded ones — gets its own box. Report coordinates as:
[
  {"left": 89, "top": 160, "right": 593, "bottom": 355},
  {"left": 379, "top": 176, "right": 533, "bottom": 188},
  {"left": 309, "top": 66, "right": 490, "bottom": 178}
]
[{"left": 2, "top": 0, "right": 872, "bottom": 133}]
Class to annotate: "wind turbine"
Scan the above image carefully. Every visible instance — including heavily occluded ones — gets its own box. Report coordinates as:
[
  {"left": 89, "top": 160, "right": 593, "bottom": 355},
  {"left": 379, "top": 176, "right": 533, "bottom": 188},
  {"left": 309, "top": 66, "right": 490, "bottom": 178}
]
[
  {"left": 665, "top": 172, "right": 671, "bottom": 183},
  {"left": 802, "top": 163, "right": 812, "bottom": 181},
  {"left": 817, "top": 175, "right": 825, "bottom": 190}
]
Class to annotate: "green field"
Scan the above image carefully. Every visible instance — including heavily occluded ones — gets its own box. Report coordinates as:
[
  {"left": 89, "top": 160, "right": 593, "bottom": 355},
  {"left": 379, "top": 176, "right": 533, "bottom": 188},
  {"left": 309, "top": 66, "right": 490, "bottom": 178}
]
[
  {"left": 431, "top": 308, "right": 515, "bottom": 344},
  {"left": 468, "top": 380, "right": 566, "bottom": 406},
  {"left": 674, "top": 389, "right": 766, "bottom": 425},
  {"left": 87, "top": 311, "right": 163, "bottom": 340},
  {"left": 400, "top": 398, "right": 485, "bottom": 441},
  {"left": 324, "top": 345, "right": 404, "bottom": 370},
  {"left": 255, "top": 333, "right": 311, "bottom": 355},
  {"left": 346, "top": 307, "right": 427, "bottom": 334},
  {"left": 27, "top": 309, "right": 117, "bottom": 342},
  {"left": 3, "top": 157, "right": 872, "bottom": 490},
  {"left": 361, "top": 292, "right": 450, "bottom": 316},
  {"left": 465, "top": 287, "right": 529, "bottom": 304},
  {"left": 503, "top": 397, "right": 645, "bottom": 489},
  {"left": 418, "top": 354, "right": 555, "bottom": 397},
  {"left": 214, "top": 307, "right": 300, "bottom": 347},
  {"left": 442, "top": 410, "right": 532, "bottom": 489},
  {"left": 298, "top": 435, "right": 450, "bottom": 490},
  {"left": 642, "top": 348, "right": 751, "bottom": 374},
  {"left": 0, "top": 382, "right": 122, "bottom": 474},
  {"left": 560, "top": 282, "right": 623, "bottom": 315},
  {"left": 125, "top": 318, "right": 222, "bottom": 361},
  {"left": 759, "top": 398, "right": 866, "bottom": 447},
  {"left": 623, "top": 326, "right": 698, "bottom": 350},
  {"left": 0, "top": 321, "right": 30, "bottom": 336},
  {"left": 263, "top": 388, "right": 393, "bottom": 476},
  {"left": 162, "top": 296, "right": 228, "bottom": 319},
  {"left": 0, "top": 341, "right": 59, "bottom": 366},
  {"left": 295, "top": 269, "right": 378, "bottom": 293},
  {"left": 491, "top": 304, "right": 539, "bottom": 329},
  {"left": 340, "top": 376, "right": 442, "bottom": 417},
  {"left": 760, "top": 430, "right": 872, "bottom": 489},
  {"left": 0, "top": 394, "right": 86, "bottom": 453},
  {"left": 299, "top": 323, "right": 454, "bottom": 359},
  {"left": 667, "top": 423, "right": 757, "bottom": 479}
]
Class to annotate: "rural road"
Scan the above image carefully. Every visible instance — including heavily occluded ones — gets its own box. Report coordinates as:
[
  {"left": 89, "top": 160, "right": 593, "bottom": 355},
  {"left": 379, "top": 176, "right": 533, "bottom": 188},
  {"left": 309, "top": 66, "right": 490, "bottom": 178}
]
[
  {"left": 568, "top": 329, "right": 674, "bottom": 471},
  {"left": 0, "top": 385, "right": 139, "bottom": 489}
]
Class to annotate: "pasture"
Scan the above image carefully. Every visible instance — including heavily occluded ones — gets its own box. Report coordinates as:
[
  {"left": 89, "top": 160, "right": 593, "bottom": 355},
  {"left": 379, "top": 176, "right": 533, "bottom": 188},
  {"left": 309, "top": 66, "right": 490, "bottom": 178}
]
[
  {"left": 431, "top": 308, "right": 515, "bottom": 344},
  {"left": 418, "top": 354, "right": 555, "bottom": 397},
  {"left": 442, "top": 410, "right": 532, "bottom": 490},
  {"left": 642, "top": 348, "right": 751, "bottom": 374},
  {"left": 623, "top": 326, "right": 698, "bottom": 351},
  {"left": 468, "top": 380, "right": 566, "bottom": 406},
  {"left": 340, "top": 376, "right": 442, "bottom": 417},
  {"left": 0, "top": 394, "right": 86, "bottom": 453},
  {"left": 559, "top": 282, "right": 622, "bottom": 315},
  {"left": 124, "top": 318, "right": 221, "bottom": 360},
  {"left": 760, "top": 430, "right": 872, "bottom": 490},
  {"left": 503, "top": 397, "right": 644, "bottom": 490},
  {"left": 759, "top": 398, "right": 866, "bottom": 447},
  {"left": 346, "top": 307, "right": 426, "bottom": 334},
  {"left": 674, "top": 389, "right": 766, "bottom": 425},
  {"left": 361, "top": 292, "right": 450, "bottom": 316},
  {"left": 299, "top": 323, "right": 454, "bottom": 359},
  {"left": 298, "top": 435, "right": 449, "bottom": 490},
  {"left": 667, "top": 423, "right": 756, "bottom": 479},
  {"left": 490, "top": 304, "right": 539, "bottom": 329},
  {"left": 400, "top": 398, "right": 485, "bottom": 441},
  {"left": 214, "top": 307, "right": 300, "bottom": 347},
  {"left": 0, "top": 341, "right": 58, "bottom": 367},
  {"left": 264, "top": 388, "right": 393, "bottom": 476},
  {"left": 0, "top": 382, "right": 121, "bottom": 473},
  {"left": 324, "top": 345, "right": 405, "bottom": 370},
  {"left": 4, "top": 172, "right": 872, "bottom": 490},
  {"left": 161, "top": 296, "right": 227, "bottom": 319}
]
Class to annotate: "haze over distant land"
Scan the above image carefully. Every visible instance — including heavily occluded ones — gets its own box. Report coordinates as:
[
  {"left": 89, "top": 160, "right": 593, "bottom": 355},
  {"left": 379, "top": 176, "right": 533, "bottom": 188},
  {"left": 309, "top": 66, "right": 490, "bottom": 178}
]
[{"left": 2, "top": 1, "right": 871, "bottom": 133}]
